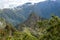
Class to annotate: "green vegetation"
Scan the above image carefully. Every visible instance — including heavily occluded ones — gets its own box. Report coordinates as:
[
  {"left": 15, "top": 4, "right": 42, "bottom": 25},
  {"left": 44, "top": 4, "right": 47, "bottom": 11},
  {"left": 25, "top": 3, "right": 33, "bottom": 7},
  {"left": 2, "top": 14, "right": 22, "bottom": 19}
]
[{"left": 0, "top": 16, "right": 60, "bottom": 40}]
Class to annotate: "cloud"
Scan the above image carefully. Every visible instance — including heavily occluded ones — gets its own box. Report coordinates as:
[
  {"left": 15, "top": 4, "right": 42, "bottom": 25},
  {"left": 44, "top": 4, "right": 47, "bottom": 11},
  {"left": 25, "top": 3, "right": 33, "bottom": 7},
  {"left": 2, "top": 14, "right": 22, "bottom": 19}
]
[{"left": 0, "top": 0, "right": 45, "bottom": 8}]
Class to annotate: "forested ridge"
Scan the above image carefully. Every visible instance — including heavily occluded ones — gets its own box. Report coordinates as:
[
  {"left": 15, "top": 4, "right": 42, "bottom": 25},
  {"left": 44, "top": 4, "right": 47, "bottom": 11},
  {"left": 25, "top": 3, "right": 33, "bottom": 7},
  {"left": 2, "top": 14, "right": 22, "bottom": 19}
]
[{"left": 0, "top": 15, "right": 60, "bottom": 40}]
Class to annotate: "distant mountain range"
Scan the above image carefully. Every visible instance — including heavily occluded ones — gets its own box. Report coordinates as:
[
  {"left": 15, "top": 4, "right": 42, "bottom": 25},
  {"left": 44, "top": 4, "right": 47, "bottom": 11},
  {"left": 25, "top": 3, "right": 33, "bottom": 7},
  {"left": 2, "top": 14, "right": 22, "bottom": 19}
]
[
  {"left": 15, "top": 0, "right": 60, "bottom": 18},
  {"left": 0, "top": 0, "right": 60, "bottom": 26}
]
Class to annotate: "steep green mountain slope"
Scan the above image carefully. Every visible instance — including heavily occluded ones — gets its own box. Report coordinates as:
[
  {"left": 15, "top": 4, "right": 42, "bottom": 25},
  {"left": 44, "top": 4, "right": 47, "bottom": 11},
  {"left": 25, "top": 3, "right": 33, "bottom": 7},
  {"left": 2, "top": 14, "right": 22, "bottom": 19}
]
[{"left": 0, "top": 15, "right": 60, "bottom": 40}]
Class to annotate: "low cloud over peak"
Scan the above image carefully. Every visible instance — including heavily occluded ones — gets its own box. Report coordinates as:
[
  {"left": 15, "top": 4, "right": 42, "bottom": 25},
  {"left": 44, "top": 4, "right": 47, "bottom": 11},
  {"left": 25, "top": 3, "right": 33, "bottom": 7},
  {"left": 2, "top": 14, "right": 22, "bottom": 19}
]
[{"left": 0, "top": 0, "right": 45, "bottom": 8}]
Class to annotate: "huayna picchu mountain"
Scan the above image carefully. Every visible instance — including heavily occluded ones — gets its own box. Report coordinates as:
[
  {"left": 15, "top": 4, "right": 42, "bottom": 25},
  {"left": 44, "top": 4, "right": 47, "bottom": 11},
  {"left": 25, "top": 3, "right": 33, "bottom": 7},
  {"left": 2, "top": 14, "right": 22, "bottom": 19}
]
[{"left": 17, "top": 12, "right": 43, "bottom": 31}]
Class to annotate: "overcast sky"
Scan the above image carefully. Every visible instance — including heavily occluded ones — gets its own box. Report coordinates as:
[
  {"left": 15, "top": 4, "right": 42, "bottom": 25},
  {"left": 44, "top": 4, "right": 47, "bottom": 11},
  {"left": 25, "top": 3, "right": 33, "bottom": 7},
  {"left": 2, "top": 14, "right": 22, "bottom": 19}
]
[{"left": 0, "top": 0, "right": 46, "bottom": 8}]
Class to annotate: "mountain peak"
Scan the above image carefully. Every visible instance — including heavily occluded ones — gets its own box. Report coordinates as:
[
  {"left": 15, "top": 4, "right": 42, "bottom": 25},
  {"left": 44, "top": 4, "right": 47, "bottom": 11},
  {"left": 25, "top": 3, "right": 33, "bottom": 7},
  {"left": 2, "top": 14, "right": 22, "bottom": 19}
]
[
  {"left": 25, "top": 2, "right": 32, "bottom": 4},
  {"left": 28, "top": 12, "right": 40, "bottom": 20}
]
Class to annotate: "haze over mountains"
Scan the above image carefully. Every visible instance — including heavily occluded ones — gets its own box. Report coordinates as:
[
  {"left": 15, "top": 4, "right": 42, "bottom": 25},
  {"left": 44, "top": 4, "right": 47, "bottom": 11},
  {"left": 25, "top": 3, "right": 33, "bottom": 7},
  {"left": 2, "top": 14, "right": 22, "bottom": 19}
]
[{"left": 0, "top": 0, "right": 60, "bottom": 26}]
